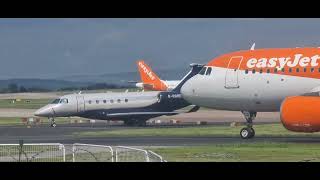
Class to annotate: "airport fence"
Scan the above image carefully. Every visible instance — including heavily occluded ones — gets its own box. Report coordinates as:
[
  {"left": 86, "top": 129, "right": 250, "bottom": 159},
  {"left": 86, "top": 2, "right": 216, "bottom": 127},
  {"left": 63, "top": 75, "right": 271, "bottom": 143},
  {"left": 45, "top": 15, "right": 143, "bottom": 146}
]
[
  {"left": 0, "top": 143, "right": 65, "bottom": 162},
  {"left": 72, "top": 144, "right": 165, "bottom": 162},
  {"left": 72, "top": 143, "right": 114, "bottom": 162},
  {"left": 0, "top": 143, "right": 165, "bottom": 162}
]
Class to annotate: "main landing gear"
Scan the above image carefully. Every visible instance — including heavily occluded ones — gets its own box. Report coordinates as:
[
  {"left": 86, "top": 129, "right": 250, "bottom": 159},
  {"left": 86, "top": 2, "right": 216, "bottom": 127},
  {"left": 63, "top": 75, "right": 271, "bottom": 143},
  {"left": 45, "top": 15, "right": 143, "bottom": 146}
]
[
  {"left": 49, "top": 117, "right": 56, "bottom": 128},
  {"left": 240, "top": 111, "right": 256, "bottom": 139}
]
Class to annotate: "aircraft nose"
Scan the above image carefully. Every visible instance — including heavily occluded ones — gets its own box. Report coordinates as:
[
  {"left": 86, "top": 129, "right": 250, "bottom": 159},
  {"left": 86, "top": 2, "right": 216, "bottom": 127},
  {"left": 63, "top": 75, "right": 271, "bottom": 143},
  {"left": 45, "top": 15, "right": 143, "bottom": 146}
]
[
  {"left": 34, "top": 106, "right": 54, "bottom": 117},
  {"left": 181, "top": 78, "right": 194, "bottom": 98}
]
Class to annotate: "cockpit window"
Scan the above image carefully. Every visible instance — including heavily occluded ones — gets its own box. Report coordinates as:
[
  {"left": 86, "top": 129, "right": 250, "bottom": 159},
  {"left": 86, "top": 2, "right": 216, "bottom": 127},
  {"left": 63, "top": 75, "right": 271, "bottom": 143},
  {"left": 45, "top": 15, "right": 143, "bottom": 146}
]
[
  {"left": 51, "top": 99, "right": 60, "bottom": 104},
  {"left": 206, "top": 67, "right": 212, "bottom": 75},
  {"left": 60, "top": 98, "right": 68, "bottom": 104},
  {"left": 198, "top": 67, "right": 207, "bottom": 75}
]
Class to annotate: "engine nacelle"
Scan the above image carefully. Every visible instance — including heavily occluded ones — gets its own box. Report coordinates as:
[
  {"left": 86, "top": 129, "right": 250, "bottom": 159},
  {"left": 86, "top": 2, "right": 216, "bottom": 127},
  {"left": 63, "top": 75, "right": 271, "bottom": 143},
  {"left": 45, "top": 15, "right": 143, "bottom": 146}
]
[{"left": 280, "top": 96, "right": 320, "bottom": 132}]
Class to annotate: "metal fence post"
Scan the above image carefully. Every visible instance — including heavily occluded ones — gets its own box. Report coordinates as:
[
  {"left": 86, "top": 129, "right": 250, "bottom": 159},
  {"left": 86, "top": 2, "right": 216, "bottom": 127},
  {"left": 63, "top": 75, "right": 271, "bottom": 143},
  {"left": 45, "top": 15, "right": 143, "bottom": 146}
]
[
  {"left": 18, "top": 140, "right": 24, "bottom": 162},
  {"left": 145, "top": 151, "right": 150, "bottom": 162},
  {"left": 72, "top": 145, "right": 76, "bottom": 162},
  {"left": 115, "top": 149, "right": 118, "bottom": 162}
]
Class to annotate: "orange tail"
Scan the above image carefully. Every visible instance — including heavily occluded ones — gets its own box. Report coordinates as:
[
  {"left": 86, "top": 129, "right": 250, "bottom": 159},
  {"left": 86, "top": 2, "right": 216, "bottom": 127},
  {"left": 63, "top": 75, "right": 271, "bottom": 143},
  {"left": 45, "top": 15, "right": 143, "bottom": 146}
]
[{"left": 136, "top": 60, "right": 168, "bottom": 91}]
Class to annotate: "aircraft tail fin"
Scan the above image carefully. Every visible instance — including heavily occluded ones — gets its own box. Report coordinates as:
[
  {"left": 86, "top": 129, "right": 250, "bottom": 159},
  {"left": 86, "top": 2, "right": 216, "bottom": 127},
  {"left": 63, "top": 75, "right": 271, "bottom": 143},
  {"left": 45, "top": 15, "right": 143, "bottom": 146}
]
[
  {"left": 136, "top": 60, "right": 168, "bottom": 91},
  {"left": 172, "top": 63, "right": 204, "bottom": 93}
]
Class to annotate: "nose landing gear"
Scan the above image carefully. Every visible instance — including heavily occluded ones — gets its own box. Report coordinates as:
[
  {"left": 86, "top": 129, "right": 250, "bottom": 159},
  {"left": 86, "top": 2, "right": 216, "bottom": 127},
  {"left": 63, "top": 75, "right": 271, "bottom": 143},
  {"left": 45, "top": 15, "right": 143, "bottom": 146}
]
[
  {"left": 240, "top": 111, "right": 256, "bottom": 139},
  {"left": 49, "top": 117, "right": 56, "bottom": 128}
]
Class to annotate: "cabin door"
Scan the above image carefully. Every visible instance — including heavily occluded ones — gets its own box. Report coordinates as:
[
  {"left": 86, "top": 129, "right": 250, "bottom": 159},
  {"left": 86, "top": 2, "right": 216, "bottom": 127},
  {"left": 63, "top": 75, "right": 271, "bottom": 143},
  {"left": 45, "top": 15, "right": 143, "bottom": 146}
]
[
  {"left": 76, "top": 96, "right": 85, "bottom": 113},
  {"left": 225, "top": 56, "right": 243, "bottom": 89}
]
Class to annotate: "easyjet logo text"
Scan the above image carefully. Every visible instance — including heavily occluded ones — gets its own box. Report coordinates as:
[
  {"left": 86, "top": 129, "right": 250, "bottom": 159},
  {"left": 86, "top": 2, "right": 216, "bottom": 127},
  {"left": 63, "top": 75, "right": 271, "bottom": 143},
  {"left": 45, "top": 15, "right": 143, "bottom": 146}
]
[
  {"left": 246, "top": 54, "right": 320, "bottom": 69},
  {"left": 138, "top": 62, "right": 155, "bottom": 80}
]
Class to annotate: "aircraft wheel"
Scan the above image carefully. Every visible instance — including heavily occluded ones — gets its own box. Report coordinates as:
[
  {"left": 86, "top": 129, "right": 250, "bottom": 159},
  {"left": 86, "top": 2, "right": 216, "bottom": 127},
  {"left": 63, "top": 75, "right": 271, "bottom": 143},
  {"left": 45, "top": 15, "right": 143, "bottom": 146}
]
[
  {"left": 240, "top": 127, "right": 254, "bottom": 139},
  {"left": 51, "top": 123, "right": 57, "bottom": 128}
]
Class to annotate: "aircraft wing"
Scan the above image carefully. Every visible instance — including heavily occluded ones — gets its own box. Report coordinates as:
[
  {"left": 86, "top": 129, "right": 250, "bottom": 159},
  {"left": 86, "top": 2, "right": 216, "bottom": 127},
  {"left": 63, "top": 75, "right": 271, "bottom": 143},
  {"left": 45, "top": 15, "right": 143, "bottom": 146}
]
[
  {"left": 106, "top": 111, "right": 180, "bottom": 118},
  {"left": 106, "top": 105, "right": 200, "bottom": 118}
]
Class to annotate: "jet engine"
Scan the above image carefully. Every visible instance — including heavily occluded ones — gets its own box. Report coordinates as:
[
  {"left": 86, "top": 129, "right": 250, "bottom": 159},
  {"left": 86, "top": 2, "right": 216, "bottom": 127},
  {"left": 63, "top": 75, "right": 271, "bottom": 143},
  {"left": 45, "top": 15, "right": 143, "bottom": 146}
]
[{"left": 280, "top": 96, "right": 320, "bottom": 132}]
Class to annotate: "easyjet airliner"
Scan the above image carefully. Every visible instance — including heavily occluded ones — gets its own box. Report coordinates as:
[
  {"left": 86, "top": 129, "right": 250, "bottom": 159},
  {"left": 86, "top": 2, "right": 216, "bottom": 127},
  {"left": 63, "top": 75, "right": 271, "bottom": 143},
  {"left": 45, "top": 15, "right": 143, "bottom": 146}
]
[
  {"left": 135, "top": 60, "right": 180, "bottom": 91},
  {"left": 181, "top": 45, "right": 320, "bottom": 139}
]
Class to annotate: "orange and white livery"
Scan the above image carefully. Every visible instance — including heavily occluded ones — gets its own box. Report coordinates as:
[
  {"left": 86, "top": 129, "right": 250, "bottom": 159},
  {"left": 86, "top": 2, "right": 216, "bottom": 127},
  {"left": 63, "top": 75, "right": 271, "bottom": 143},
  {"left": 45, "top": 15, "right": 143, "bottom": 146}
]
[
  {"left": 136, "top": 60, "right": 180, "bottom": 91},
  {"left": 181, "top": 46, "right": 320, "bottom": 139}
]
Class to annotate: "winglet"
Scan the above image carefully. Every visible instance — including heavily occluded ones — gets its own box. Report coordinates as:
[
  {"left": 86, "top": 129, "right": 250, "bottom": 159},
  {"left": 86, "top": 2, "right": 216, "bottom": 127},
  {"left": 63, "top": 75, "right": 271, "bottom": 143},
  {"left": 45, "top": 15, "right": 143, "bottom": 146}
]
[{"left": 250, "top": 43, "right": 255, "bottom": 50}]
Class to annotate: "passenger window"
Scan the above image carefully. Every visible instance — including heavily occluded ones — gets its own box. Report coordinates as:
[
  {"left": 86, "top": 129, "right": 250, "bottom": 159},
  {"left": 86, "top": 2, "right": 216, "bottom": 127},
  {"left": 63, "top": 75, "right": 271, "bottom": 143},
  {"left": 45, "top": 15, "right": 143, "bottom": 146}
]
[
  {"left": 96, "top": 100, "right": 99, "bottom": 104},
  {"left": 266, "top": 69, "right": 270, "bottom": 73},
  {"left": 88, "top": 100, "right": 92, "bottom": 104},
  {"left": 274, "top": 68, "right": 278, "bottom": 73},
  {"left": 259, "top": 69, "right": 263, "bottom": 74},
  {"left": 318, "top": 67, "right": 320, "bottom": 72},
  {"left": 103, "top": 100, "right": 107, "bottom": 103},
  {"left": 281, "top": 68, "right": 285, "bottom": 72},
  {"left": 205, "top": 67, "right": 212, "bottom": 75},
  {"left": 288, "top": 68, "right": 292, "bottom": 73},
  {"left": 110, "top": 100, "right": 114, "bottom": 103},
  {"left": 296, "top": 68, "right": 300, "bottom": 73},
  {"left": 198, "top": 67, "right": 207, "bottom": 75},
  {"left": 252, "top": 69, "right": 256, "bottom": 74},
  {"left": 311, "top": 68, "right": 315, "bottom": 72},
  {"left": 304, "top": 68, "right": 307, "bottom": 72},
  {"left": 245, "top": 69, "right": 248, "bottom": 74},
  {"left": 117, "top": 99, "right": 121, "bottom": 103},
  {"left": 125, "top": 99, "right": 128, "bottom": 103}
]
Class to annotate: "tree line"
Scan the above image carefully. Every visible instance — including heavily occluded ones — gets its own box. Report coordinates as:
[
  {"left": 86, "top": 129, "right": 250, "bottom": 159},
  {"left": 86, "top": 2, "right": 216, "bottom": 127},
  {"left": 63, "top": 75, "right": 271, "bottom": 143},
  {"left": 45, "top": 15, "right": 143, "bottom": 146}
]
[
  {"left": 0, "top": 83, "right": 135, "bottom": 93},
  {"left": 0, "top": 83, "right": 51, "bottom": 93}
]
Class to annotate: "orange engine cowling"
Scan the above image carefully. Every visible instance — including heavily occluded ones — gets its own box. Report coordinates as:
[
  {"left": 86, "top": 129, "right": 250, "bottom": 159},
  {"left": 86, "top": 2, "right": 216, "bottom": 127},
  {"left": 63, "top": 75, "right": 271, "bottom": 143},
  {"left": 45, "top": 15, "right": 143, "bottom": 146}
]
[{"left": 281, "top": 96, "right": 320, "bottom": 132}]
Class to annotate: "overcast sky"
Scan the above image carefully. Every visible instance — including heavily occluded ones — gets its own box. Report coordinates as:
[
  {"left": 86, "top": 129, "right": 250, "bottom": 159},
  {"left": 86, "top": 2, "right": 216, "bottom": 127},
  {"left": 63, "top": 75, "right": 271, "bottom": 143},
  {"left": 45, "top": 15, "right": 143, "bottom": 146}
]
[{"left": 0, "top": 18, "right": 320, "bottom": 79}]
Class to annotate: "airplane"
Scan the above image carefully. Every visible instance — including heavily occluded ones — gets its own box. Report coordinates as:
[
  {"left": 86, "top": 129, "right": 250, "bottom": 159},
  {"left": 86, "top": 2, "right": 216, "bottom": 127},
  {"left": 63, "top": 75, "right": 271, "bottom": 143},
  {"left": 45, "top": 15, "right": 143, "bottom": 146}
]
[
  {"left": 180, "top": 44, "right": 320, "bottom": 139},
  {"left": 134, "top": 60, "right": 180, "bottom": 91},
  {"left": 34, "top": 63, "right": 203, "bottom": 127}
]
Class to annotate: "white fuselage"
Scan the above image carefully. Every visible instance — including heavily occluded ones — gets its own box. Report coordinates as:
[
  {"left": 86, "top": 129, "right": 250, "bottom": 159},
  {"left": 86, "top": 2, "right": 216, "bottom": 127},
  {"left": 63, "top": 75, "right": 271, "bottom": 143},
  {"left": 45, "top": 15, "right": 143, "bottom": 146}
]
[{"left": 181, "top": 66, "right": 320, "bottom": 112}]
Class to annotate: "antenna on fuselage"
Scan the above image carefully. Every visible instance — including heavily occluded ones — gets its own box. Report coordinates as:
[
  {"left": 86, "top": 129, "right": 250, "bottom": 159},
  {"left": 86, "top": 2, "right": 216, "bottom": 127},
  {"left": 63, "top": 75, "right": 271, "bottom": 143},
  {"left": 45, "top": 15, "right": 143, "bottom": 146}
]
[
  {"left": 250, "top": 43, "right": 255, "bottom": 50},
  {"left": 125, "top": 89, "right": 129, "bottom": 93},
  {"left": 78, "top": 91, "right": 82, "bottom": 94}
]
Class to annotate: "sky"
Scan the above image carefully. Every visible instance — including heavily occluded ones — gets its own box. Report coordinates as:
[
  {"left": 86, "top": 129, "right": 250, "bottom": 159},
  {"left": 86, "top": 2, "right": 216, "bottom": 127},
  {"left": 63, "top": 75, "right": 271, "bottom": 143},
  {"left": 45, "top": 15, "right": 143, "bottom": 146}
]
[{"left": 0, "top": 18, "right": 320, "bottom": 79}]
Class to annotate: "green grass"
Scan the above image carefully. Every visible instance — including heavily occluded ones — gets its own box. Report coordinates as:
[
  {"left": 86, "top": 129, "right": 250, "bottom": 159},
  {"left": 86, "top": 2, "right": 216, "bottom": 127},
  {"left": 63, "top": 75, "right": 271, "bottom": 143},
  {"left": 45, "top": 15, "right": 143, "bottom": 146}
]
[
  {"left": 74, "top": 123, "right": 320, "bottom": 138},
  {"left": 148, "top": 143, "right": 320, "bottom": 162},
  {"left": 0, "top": 99, "right": 52, "bottom": 109},
  {"left": 0, "top": 117, "right": 82, "bottom": 125}
]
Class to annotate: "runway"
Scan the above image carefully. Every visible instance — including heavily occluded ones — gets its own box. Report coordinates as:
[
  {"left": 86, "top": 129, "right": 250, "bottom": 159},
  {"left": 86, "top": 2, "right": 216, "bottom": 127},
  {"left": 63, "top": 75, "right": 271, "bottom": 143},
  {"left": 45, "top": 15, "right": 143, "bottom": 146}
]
[{"left": 0, "top": 123, "right": 320, "bottom": 146}]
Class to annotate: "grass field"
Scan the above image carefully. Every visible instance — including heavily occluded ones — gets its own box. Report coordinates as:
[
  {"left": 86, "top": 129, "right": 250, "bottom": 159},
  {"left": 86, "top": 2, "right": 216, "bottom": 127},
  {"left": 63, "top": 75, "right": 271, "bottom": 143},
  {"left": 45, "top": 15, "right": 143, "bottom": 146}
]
[
  {"left": 74, "top": 123, "right": 320, "bottom": 137},
  {"left": 148, "top": 143, "right": 320, "bottom": 162},
  {"left": 0, "top": 117, "right": 81, "bottom": 125},
  {"left": 0, "top": 99, "right": 52, "bottom": 109}
]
